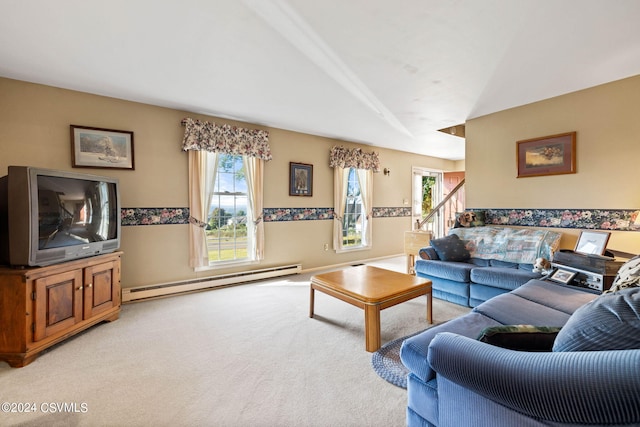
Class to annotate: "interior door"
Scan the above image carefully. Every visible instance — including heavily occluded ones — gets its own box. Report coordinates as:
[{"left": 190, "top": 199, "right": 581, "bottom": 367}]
[{"left": 443, "top": 171, "right": 466, "bottom": 235}]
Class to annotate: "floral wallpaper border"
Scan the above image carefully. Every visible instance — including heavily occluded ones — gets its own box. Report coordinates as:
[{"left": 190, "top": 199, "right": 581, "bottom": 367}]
[
  {"left": 477, "top": 208, "right": 640, "bottom": 231},
  {"left": 120, "top": 207, "right": 412, "bottom": 225},
  {"left": 121, "top": 208, "right": 190, "bottom": 226},
  {"left": 120, "top": 207, "right": 640, "bottom": 231}
]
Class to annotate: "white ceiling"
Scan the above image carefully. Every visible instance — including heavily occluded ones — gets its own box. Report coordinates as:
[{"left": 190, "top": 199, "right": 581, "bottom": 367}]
[{"left": 1, "top": 0, "right": 640, "bottom": 160}]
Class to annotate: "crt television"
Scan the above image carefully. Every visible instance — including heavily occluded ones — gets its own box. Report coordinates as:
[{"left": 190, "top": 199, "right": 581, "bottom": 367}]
[{"left": 0, "top": 166, "right": 121, "bottom": 267}]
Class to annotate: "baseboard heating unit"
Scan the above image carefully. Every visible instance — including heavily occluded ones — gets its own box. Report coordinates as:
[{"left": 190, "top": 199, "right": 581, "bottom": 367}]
[{"left": 122, "top": 264, "right": 302, "bottom": 302}]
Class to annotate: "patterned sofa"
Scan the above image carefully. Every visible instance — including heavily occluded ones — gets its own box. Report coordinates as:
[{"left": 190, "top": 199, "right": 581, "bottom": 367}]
[{"left": 414, "top": 226, "right": 562, "bottom": 307}]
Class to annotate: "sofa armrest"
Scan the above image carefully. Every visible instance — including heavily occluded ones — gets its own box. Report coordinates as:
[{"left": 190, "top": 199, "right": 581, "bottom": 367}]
[
  {"left": 428, "top": 332, "right": 640, "bottom": 425},
  {"left": 418, "top": 246, "right": 439, "bottom": 260}
]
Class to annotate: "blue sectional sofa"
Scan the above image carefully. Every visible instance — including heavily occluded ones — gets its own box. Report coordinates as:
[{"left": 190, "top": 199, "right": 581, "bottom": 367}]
[
  {"left": 400, "top": 274, "right": 640, "bottom": 427},
  {"left": 414, "top": 226, "right": 562, "bottom": 307}
]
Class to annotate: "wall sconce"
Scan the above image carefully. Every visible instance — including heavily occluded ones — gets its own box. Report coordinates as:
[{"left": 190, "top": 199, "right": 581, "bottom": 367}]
[{"left": 383, "top": 168, "right": 391, "bottom": 176}]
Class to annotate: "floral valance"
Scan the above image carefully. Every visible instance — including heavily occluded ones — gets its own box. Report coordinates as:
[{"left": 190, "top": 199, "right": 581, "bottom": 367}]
[
  {"left": 329, "top": 146, "right": 380, "bottom": 172},
  {"left": 181, "top": 118, "right": 272, "bottom": 161}
]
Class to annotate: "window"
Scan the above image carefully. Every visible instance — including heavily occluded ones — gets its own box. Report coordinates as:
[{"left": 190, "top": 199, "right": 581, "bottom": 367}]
[
  {"left": 343, "top": 168, "right": 364, "bottom": 247},
  {"left": 182, "top": 118, "right": 269, "bottom": 269},
  {"left": 333, "top": 167, "right": 372, "bottom": 252},
  {"left": 207, "top": 154, "right": 250, "bottom": 263}
]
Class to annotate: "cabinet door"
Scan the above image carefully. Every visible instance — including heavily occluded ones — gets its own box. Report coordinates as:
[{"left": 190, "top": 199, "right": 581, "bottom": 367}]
[
  {"left": 34, "top": 269, "right": 84, "bottom": 341},
  {"left": 83, "top": 260, "right": 120, "bottom": 319}
]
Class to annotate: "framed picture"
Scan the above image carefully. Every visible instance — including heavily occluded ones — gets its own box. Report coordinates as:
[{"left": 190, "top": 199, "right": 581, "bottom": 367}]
[
  {"left": 516, "top": 132, "right": 576, "bottom": 178},
  {"left": 549, "top": 268, "right": 577, "bottom": 285},
  {"left": 289, "top": 162, "right": 313, "bottom": 196},
  {"left": 574, "top": 230, "right": 611, "bottom": 255},
  {"left": 71, "top": 125, "right": 135, "bottom": 170}
]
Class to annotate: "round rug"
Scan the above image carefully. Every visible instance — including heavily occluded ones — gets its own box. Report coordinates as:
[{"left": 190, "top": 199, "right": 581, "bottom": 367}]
[{"left": 371, "top": 330, "right": 424, "bottom": 388}]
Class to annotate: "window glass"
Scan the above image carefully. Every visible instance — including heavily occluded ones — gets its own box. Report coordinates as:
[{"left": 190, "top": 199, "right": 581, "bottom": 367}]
[
  {"left": 207, "top": 154, "right": 249, "bottom": 263},
  {"left": 343, "top": 168, "right": 364, "bottom": 248}
]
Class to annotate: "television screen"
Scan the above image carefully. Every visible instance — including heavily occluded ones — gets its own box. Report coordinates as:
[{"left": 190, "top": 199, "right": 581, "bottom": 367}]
[{"left": 37, "top": 175, "right": 118, "bottom": 250}]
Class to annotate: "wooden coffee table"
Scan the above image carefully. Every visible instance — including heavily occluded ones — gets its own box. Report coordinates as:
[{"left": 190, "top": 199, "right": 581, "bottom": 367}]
[{"left": 309, "top": 265, "right": 432, "bottom": 352}]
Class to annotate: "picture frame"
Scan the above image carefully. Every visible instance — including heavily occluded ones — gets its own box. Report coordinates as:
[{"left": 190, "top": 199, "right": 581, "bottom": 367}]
[
  {"left": 71, "top": 125, "right": 135, "bottom": 170},
  {"left": 289, "top": 162, "right": 313, "bottom": 196},
  {"left": 549, "top": 268, "right": 577, "bottom": 285},
  {"left": 574, "top": 230, "right": 611, "bottom": 255},
  {"left": 516, "top": 132, "right": 576, "bottom": 178}
]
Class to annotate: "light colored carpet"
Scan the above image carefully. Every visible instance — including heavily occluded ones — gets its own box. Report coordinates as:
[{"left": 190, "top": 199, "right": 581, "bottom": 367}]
[{"left": 0, "top": 256, "right": 469, "bottom": 427}]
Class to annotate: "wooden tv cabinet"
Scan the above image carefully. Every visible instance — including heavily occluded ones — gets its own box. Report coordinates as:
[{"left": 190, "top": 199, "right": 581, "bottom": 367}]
[{"left": 0, "top": 251, "right": 122, "bottom": 367}]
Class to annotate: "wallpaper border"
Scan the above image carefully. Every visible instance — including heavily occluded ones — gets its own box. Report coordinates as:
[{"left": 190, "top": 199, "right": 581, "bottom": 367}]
[
  {"left": 477, "top": 208, "right": 640, "bottom": 232},
  {"left": 120, "top": 207, "right": 640, "bottom": 232},
  {"left": 120, "top": 207, "right": 412, "bottom": 226}
]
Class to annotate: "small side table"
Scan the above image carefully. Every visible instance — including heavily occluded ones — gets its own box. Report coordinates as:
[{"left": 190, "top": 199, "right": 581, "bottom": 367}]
[{"left": 404, "top": 231, "right": 432, "bottom": 274}]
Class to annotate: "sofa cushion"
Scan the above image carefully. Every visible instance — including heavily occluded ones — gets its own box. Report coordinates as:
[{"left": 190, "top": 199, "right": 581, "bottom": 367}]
[
  {"left": 429, "top": 234, "right": 470, "bottom": 262},
  {"left": 511, "top": 280, "right": 597, "bottom": 314},
  {"left": 471, "top": 267, "right": 540, "bottom": 290},
  {"left": 552, "top": 287, "right": 640, "bottom": 352},
  {"left": 470, "top": 284, "right": 511, "bottom": 307},
  {"left": 473, "top": 292, "right": 572, "bottom": 326},
  {"left": 415, "top": 259, "right": 474, "bottom": 282}
]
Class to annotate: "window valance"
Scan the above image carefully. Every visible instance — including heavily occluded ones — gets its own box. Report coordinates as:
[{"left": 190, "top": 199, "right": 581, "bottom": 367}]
[
  {"left": 329, "top": 146, "right": 380, "bottom": 172},
  {"left": 181, "top": 118, "right": 272, "bottom": 161}
]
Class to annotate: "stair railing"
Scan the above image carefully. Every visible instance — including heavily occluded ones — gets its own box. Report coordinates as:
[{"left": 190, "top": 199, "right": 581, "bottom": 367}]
[{"left": 415, "top": 178, "right": 465, "bottom": 236}]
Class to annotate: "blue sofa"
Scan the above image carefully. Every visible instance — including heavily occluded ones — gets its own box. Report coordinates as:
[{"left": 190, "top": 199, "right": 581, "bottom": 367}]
[
  {"left": 415, "top": 226, "right": 562, "bottom": 307},
  {"left": 400, "top": 276, "right": 640, "bottom": 427}
]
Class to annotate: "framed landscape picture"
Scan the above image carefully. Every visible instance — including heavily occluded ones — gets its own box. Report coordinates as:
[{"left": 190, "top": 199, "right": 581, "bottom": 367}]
[
  {"left": 516, "top": 132, "right": 576, "bottom": 178},
  {"left": 289, "top": 162, "right": 313, "bottom": 196},
  {"left": 71, "top": 125, "right": 135, "bottom": 170}
]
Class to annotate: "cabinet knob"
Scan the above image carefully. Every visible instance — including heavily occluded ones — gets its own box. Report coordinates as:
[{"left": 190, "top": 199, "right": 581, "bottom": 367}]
[
  {"left": 87, "top": 283, "right": 93, "bottom": 288},
  {"left": 76, "top": 286, "right": 83, "bottom": 291}
]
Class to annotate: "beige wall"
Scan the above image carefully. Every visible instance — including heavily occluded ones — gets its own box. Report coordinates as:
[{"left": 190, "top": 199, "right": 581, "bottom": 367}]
[
  {"left": 466, "top": 74, "right": 640, "bottom": 254},
  {"left": 0, "top": 77, "right": 456, "bottom": 288}
]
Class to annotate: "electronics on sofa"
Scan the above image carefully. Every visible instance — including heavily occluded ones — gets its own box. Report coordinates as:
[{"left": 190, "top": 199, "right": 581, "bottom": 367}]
[{"left": 0, "top": 165, "right": 121, "bottom": 267}]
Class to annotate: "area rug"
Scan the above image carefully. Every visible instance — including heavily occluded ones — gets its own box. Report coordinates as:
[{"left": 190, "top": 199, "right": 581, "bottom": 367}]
[{"left": 371, "top": 329, "right": 426, "bottom": 388}]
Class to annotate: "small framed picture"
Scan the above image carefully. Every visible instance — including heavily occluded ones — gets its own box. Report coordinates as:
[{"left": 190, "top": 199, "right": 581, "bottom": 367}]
[
  {"left": 550, "top": 268, "right": 577, "bottom": 285},
  {"left": 574, "top": 231, "right": 611, "bottom": 255},
  {"left": 289, "top": 162, "right": 313, "bottom": 196},
  {"left": 71, "top": 125, "right": 135, "bottom": 170}
]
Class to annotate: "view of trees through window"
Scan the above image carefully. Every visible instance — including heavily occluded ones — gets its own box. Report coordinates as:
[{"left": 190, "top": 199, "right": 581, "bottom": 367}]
[
  {"left": 343, "top": 168, "right": 363, "bottom": 247},
  {"left": 422, "top": 175, "right": 436, "bottom": 219},
  {"left": 207, "top": 154, "right": 249, "bottom": 262}
]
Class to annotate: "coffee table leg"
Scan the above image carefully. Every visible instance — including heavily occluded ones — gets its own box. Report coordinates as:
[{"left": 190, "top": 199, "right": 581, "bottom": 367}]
[
  {"left": 309, "top": 285, "right": 315, "bottom": 318},
  {"left": 364, "top": 305, "right": 381, "bottom": 352},
  {"left": 427, "top": 292, "right": 433, "bottom": 324}
]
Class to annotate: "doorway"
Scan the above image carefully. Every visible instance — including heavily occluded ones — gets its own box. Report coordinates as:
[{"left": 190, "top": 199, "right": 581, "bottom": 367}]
[
  {"left": 412, "top": 168, "right": 466, "bottom": 238},
  {"left": 412, "top": 167, "right": 444, "bottom": 237}
]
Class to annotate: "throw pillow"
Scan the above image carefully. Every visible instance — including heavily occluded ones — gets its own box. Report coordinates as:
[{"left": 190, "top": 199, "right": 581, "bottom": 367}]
[
  {"left": 605, "top": 255, "right": 640, "bottom": 293},
  {"left": 429, "top": 234, "right": 470, "bottom": 262},
  {"left": 478, "top": 325, "right": 561, "bottom": 352},
  {"left": 552, "top": 287, "right": 640, "bottom": 352}
]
